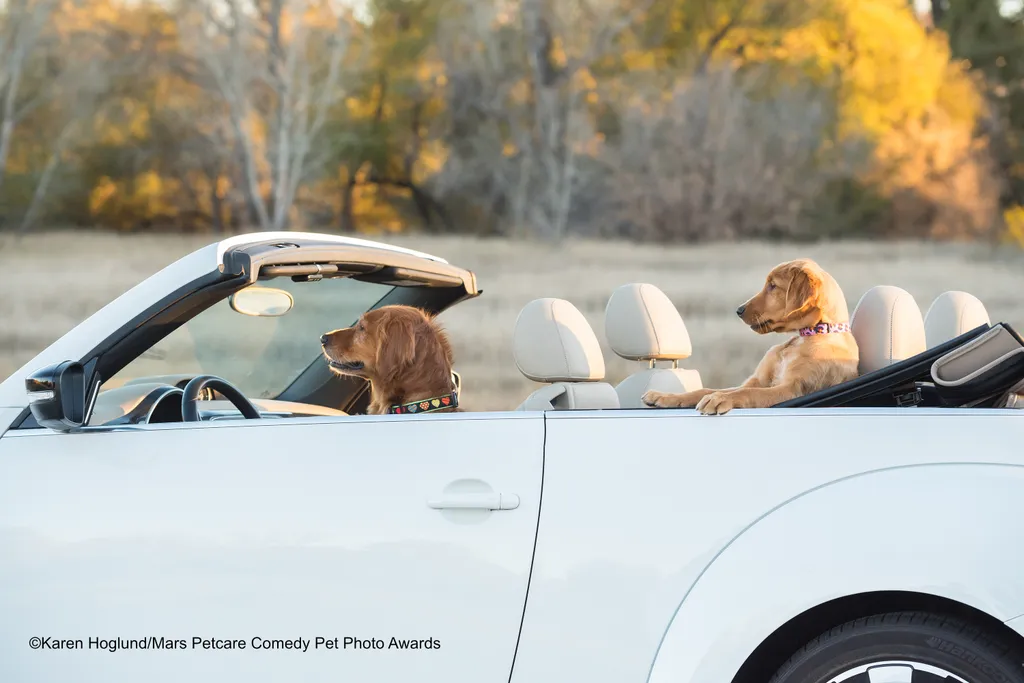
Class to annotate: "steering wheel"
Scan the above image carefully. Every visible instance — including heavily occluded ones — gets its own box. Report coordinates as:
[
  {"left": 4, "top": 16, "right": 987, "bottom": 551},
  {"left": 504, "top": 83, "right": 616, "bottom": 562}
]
[{"left": 181, "top": 375, "right": 262, "bottom": 422}]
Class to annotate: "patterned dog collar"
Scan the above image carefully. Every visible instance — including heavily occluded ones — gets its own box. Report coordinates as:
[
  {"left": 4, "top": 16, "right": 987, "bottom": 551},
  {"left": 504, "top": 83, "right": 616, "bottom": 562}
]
[
  {"left": 799, "top": 322, "right": 851, "bottom": 336},
  {"left": 389, "top": 391, "right": 459, "bottom": 414}
]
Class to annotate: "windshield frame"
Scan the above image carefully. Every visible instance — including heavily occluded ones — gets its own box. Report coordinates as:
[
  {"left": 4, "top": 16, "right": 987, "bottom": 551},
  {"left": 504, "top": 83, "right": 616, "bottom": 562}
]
[
  {"left": 100, "top": 275, "right": 400, "bottom": 401},
  {"left": 9, "top": 238, "right": 480, "bottom": 429}
]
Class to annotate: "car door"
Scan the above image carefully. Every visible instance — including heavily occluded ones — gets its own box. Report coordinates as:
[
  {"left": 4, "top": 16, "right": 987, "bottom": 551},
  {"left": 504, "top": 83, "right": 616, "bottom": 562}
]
[{"left": 0, "top": 411, "right": 544, "bottom": 683}]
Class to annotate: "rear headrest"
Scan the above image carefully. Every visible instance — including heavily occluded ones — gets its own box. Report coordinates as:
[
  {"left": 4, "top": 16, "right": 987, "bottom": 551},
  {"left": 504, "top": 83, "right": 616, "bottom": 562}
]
[
  {"left": 924, "top": 291, "right": 990, "bottom": 348},
  {"left": 513, "top": 298, "right": 606, "bottom": 382},
  {"left": 604, "top": 283, "right": 692, "bottom": 361},
  {"left": 850, "top": 285, "right": 927, "bottom": 374}
]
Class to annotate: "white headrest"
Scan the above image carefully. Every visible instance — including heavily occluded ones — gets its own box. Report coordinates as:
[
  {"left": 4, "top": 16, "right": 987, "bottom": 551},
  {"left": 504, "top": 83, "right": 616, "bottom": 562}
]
[
  {"left": 513, "top": 298, "right": 605, "bottom": 382},
  {"left": 604, "top": 283, "right": 692, "bottom": 361},
  {"left": 850, "top": 285, "right": 927, "bottom": 374},
  {"left": 924, "top": 291, "right": 990, "bottom": 348}
]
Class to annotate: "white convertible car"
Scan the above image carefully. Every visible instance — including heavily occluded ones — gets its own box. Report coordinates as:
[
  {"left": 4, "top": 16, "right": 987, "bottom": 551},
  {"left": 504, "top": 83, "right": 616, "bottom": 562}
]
[{"left": 1, "top": 232, "right": 1024, "bottom": 683}]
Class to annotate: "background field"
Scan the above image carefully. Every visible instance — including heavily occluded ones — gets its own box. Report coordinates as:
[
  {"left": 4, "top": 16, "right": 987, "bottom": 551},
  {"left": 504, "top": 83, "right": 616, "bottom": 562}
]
[{"left": 2, "top": 231, "right": 1022, "bottom": 411}]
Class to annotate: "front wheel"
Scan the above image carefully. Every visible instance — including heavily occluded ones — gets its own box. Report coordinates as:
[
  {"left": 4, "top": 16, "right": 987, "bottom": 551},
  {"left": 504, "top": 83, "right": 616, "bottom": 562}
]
[{"left": 768, "top": 611, "right": 1024, "bottom": 683}]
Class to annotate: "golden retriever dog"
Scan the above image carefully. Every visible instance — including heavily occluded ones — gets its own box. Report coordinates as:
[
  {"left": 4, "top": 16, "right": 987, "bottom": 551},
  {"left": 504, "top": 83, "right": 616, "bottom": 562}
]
[
  {"left": 642, "top": 258, "right": 859, "bottom": 415},
  {"left": 320, "top": 305, "right": 460, "bottom": 415}
]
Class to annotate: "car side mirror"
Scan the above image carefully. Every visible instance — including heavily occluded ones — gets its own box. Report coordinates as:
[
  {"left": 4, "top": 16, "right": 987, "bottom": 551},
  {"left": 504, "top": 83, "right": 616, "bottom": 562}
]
[{"left": 25, "top": 361, "right": 97, "bottom": 432}]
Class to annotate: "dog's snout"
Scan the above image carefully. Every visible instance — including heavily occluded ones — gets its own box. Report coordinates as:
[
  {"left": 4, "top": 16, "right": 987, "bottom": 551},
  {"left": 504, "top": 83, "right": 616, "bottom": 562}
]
[
  {"left": 736, "top": 305, "right": 746, "bottom": 317},
  {"left": 320, "top": 334, "right": 328, "bottom": 345}
]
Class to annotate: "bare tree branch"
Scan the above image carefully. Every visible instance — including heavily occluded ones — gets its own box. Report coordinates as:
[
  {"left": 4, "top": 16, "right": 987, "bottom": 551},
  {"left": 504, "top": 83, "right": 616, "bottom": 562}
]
[
  {"left": 0, "top": 0, "right": 60, "bottom": 192},
  {"left": 180, "top": 0, "right": 358, "bottom": 230}
]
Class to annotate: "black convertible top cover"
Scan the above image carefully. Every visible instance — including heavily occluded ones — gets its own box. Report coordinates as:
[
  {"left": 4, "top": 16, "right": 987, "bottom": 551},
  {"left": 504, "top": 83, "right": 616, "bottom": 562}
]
[{"left": 777, "top": 322, "right": 1024, "bottom": 408}]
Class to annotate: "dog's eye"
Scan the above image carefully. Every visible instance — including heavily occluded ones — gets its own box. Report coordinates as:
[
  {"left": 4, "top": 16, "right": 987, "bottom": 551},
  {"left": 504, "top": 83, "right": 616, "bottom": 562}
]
[{"left": 766, "top": 282, "right": 776, "bottom": 291}]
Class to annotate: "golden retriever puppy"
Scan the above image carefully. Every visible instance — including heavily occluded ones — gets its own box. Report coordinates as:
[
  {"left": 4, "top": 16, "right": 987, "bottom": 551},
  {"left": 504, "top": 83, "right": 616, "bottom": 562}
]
[
  {"left": 320, "top": 305, "right": 460, "bottom": 415},
  {"left": 642, "top": 258, "right": 859, "bottom": 415}
]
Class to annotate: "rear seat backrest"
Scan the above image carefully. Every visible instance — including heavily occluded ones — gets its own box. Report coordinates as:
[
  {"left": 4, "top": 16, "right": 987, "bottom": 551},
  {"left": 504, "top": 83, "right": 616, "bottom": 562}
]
[
  {"left": 923, "top": 291, "right": 991, "bottom": 348},
  {"left": 513, "top": 298, "right": 620, "bottom": 411},
  {"left": 850, "top": 285, "right": 927, "bottom": 374},
  {"left": 603, "top": 283, "right": 702, "bottom": 408}
]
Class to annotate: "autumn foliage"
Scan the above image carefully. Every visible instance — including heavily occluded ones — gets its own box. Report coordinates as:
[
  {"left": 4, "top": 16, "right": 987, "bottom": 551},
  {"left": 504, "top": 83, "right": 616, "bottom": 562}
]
[{"left": 0, "top": 0, "right": 1022, "bottom": 243}]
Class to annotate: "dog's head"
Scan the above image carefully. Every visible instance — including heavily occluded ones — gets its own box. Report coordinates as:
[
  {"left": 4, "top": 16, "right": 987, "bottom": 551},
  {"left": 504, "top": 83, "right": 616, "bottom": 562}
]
[
  {"left": 736, "top": 259, "right": 847, "bottom": 334},
  {"left": 320, "top": 305, "right": 452, "bottom": 385}
]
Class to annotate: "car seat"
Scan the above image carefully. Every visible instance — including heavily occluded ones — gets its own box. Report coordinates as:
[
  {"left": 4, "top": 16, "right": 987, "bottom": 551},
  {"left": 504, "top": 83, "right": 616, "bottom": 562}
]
[
  {"left": 924, "top": 291, "right": 991, "bottom": 349},
  {"left": 850, "top": 285, "right": 927, "bottom": 374},
  {"left": 603, "top": 283, "right": 702, "bottom": 408},
  {"left": 513, "top": 298, "right": 619, "bottom": 411}
]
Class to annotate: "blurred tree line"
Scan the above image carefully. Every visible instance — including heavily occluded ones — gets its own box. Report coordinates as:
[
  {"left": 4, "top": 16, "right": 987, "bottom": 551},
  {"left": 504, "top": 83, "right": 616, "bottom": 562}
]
[{"left": 0, "top": 0, "right": 1022, "bottom": 244}]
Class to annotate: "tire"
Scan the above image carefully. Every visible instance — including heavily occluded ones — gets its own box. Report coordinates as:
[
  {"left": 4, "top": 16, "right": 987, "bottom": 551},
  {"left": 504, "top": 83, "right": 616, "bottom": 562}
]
[{"left": 767, "top": 611, "right": 1024, "bottom": 683}]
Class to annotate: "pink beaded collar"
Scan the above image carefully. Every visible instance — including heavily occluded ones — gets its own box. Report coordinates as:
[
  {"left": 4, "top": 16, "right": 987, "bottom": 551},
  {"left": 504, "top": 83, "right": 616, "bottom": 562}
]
[{"left": 799, "top": 322, "right": 851, "bottom": 336}]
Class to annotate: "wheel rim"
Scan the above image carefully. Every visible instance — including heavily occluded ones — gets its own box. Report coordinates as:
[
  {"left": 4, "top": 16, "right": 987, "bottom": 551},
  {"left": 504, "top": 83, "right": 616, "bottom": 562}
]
[{"left": 829, "top": 660, "right": 971, "bottom": 682}]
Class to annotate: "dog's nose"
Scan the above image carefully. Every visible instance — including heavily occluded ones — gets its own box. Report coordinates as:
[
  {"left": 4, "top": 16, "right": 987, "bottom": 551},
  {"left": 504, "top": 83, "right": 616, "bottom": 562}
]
[
  {"left": 736, "top": 305, "right": 746, "bottom": 317},
  {"left": 320, "top": 334, "right": 328, "bottom": 345}
]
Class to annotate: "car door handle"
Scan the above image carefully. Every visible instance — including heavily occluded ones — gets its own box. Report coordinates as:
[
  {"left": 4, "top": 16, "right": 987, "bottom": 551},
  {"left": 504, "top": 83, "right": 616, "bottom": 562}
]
[{"left": 427, "top": 493, "right": 520, "bottom": 510}]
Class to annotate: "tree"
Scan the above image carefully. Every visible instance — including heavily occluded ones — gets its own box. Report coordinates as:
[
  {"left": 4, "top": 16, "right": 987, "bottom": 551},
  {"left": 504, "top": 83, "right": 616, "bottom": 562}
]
[
  {"left": 932, "top": 0, "right": 1024, "bottom": 211},
  {"left": 0, "top": 0, "right": 1007, "bottom": 243},
  {"left": 0, "top": 0, "right": 118, "bottom": 232},
  {"left": 431, "top": 0, "right": 656, "bottom": 239},
  {"left": 322, "top": 0, "right": 451, "bottom": 233},
  {"left": 0, "top": 0, "right": 61, "bottom": 194},
  {"left": 178, "top": 0, "right": 361, "bottom": 231},
  {"left": 594, "top": 64, "right": 870, "bottom": 242}
]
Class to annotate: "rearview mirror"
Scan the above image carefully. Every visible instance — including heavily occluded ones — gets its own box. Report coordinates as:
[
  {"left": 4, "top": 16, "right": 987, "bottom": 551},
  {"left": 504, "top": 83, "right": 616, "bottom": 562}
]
[
  {"left": 229, "top": 286, "right": 294, "bottom": 317},
  {"left": 25, "top": 361, "right": 97, "bottom": 432}
]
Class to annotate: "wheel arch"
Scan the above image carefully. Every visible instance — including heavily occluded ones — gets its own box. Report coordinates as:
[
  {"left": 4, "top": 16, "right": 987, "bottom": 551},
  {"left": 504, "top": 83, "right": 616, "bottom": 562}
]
[
  {"left": 645, "top": 463, "right": 1024, "bottom": 683},
  {"left": 730, "top": 590, "right": 1024, "bottom": 683}
]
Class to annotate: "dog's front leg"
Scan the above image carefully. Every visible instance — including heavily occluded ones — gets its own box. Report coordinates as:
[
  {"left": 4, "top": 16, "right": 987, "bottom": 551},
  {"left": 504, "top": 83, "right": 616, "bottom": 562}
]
[
  {"left": 367, "top": 390, "right": 390, "bottom": 415},
  {"left": 695, "top": 385, "right": 800, "bottom": 415},
  {"left": 642, "top": 388, "right": 719, "bottom": 408}
]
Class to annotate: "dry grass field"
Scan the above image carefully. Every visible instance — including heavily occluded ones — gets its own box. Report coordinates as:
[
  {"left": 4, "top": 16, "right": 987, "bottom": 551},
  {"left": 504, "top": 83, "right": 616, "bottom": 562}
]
[{"left": 1, "top": 230, "right": 1023, "bottom": 411}]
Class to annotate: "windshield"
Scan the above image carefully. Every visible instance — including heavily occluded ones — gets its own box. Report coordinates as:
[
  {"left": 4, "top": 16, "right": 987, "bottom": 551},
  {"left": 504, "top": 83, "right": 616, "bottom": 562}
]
[{"left": 102, "top": 276, "right": 394, "bottom": 399}]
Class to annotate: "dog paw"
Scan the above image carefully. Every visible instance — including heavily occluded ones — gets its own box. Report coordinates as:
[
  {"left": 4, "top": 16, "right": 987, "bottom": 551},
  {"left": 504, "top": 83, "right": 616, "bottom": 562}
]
[
  {"left": 641, "top": 391, "right": 664, "bottom": 407},
  {"left": 642, "top": 391, "right": 682, "bottom": 408},
  {"left": 696, "top": 392, "right": 734, "bottom": 415}
]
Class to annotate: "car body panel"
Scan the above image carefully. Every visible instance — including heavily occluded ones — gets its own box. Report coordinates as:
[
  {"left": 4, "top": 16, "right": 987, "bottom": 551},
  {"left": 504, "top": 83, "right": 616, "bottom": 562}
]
[
  {"left": 0, "top": 412, "right": 543, "bottom": 683},
  {"left": 0, "top": 407, "right": 20, "bottom": 437},
  {"left": 508, "top": 408, "right": 1024, "bottom": 683},
  {"left": 646, "top": 462, "right": 1024, "bottom": 683}
]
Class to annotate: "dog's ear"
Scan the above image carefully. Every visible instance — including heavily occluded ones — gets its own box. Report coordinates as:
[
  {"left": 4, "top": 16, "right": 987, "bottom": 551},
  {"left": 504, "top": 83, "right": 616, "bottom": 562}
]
[
  {"left": 785, "top": 264, "right": 817, "bottom": 308},
  {"left": 784, "top": 263, "right": 822, "bottom": 322},
  {"left": 375, "top": 311, "right": 418, "bottom": 383}
]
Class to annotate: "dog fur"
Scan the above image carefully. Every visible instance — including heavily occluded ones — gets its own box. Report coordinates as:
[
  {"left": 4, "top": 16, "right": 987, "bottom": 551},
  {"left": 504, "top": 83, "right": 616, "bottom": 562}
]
[
  {"left": 321, "top": 305, "right": 459, "bottom": 415},
  {"left": 642, "top": 258, "right": 859, "bottom": 415}
]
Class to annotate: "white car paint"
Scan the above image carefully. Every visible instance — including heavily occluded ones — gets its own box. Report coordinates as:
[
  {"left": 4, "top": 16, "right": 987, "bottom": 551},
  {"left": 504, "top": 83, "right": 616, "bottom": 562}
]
[
  {"left": 4, "top": 406, "right": 1023, "bottom": 683},
  {"left": 0, "top": 407, "right": 21, "bottom": 437},
  {"left": 0, "top": 232, "right": 443, "bottom": 408},
  {"left": 213, "top": 231, "right": 446, "bottom": 265},
  {"left": 0, "top": 413, "right": 542, "bottom": 683},
  {"left": 507, "top": 409, "right": 1024, "bottom": 683},
  {"left": 647, "top": 460, "right": 1024, "bottom": 683},
  {"left": 2, "top": 234, "right": 1023, "bottom": 683}
]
